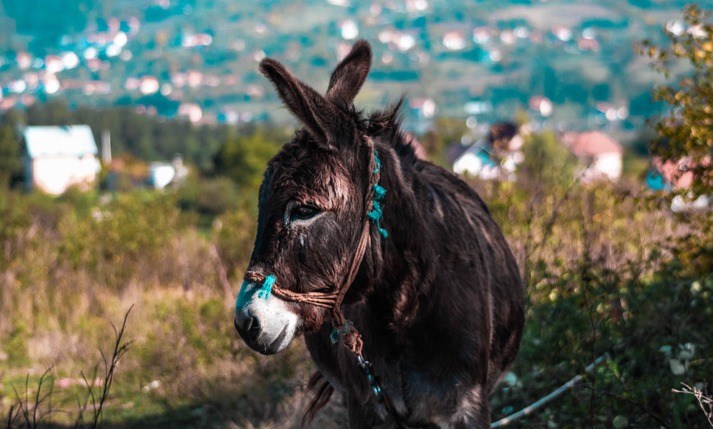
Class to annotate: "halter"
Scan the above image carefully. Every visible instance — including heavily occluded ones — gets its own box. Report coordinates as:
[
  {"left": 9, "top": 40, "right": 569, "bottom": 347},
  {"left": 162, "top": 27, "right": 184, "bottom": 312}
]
[
  {"left": 244, "top": 135, "right": 385, "bottom": 356},
  {"left": 243, "top": 135, "right": 404, "bottom": 426}
]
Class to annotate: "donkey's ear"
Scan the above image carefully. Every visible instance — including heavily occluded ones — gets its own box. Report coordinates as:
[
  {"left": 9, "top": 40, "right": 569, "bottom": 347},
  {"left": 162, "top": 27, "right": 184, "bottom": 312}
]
[
  {"left": 326, "top": 40, "right": 372, "bottom": 104},
  {"left": 259, "top": 58, "right": 340, "bottom": 145}
]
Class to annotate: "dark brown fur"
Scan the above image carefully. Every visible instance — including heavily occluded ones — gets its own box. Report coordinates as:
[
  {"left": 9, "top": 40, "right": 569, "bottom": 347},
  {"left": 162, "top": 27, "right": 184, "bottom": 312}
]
[{"left": 245, "top": 40, "right": 525, "bottom": 428}]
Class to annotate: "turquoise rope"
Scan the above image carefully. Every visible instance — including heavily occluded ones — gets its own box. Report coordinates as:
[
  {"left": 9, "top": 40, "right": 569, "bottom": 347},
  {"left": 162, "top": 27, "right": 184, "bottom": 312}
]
[
  {"left": 368, "top": 150, "right": 389, "bottom": 238},
  {"left": 257, "top": 274, "right": 277, "bottom": 300},
  {"left": 372, "top": 183, "right": 387, "bottom": 200}
]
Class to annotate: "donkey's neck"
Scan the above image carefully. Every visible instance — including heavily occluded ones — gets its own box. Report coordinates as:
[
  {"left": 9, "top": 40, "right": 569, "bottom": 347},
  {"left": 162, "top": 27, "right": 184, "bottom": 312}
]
[
  {"left": 349, "top": 138, "right": 496, "bottom": 392},
  {"left": 354, "top": 140, "right": 441, "bottom": 336}
]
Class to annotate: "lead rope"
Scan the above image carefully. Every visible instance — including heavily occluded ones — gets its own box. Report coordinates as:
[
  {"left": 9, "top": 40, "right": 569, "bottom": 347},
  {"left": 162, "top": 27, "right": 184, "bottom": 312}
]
[{"left": 245, "top": 136, "right": 405, "bottom": 427}]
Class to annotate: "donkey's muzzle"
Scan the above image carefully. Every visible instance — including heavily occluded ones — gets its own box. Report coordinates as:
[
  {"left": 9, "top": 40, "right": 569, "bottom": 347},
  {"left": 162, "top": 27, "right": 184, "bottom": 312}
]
[
  {"left": 234, "top": 281, "right": 299, "bottom": 355},
  {"left": 234, "top": 310, "right": 290, "bottom": 355}
]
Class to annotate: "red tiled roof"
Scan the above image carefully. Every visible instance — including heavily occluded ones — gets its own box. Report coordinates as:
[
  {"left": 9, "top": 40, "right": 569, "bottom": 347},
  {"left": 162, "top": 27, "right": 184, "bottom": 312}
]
[{"left": 563, "top": 131, "right": 623, "bottom": 157}]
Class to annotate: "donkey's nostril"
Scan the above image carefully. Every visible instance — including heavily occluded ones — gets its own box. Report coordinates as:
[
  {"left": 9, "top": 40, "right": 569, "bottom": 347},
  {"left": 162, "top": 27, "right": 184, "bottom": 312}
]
[
  {"left": 242, "top": 315, "right": 254, "bottom": 333},
  {"left": 246, "top": 316, "right": 261, "bottom": 342},
  {"left": 235, "top": 314, "right": 261, "bottom": 343}
]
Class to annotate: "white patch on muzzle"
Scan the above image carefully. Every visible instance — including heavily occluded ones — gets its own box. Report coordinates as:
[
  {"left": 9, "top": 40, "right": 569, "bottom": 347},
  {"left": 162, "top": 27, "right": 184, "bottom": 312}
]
[{"left": 235, "top": 281, "right": 300, "bottom": 354}]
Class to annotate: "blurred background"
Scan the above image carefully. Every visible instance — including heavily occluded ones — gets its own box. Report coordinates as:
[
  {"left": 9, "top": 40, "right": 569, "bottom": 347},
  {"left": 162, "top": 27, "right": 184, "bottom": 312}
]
[{"left": 0, "top": 0, "right": 711, "bottom": 428}]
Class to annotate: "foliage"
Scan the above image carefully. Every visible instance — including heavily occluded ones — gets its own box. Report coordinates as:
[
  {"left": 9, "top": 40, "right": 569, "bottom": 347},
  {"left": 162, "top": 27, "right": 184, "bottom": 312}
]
[
  {"left": 475, "top": 179, "right": 713, "bottom": 428},
  {"left": 214, "top": 208, "right": 258, "bottom": 278},
  {"left": 420, "top": 117, "right": 469, "bottom": 165},
  {"left": 0, "top": 185, "right": 309, "bottom": 428},
  {"left": 640, "top": 4, "right": 713, "bottom": 196},
  {"left": 60, "top": 192, "right": 178, "bottom": 271},
  {"left": 213, "top": 126, "right": 286, "bottom": 191},
  {"left": 518, "top": 130, "right": 578, "bottom": 190},
  {"left": 0, "top": 125, "right": 22, "bottom": 188},
  {"left": 0, "top": 87, "right": 707, "bottom": 429},
  {"left": 3, "top": 0, "right": 95, "bottom": 44},
  {"left": 0, "top": 158, "right": 711, "bottom": 427},
  {"left": 177, "top": 175, "right": 239, "bottom": 218}
]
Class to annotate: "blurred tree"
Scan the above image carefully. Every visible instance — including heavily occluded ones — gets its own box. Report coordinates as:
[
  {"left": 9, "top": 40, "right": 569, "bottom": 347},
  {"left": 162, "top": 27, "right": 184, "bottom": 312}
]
[
  {"left": 0, "top": 125, "right": 21, "bottom": 188},
  {"left": 213, "top": 128, "right": 284, "bottom": 190},
  {"left": 178, "top": 176, "right": 238, "bottom": 218},
  {"left": 640, "top": 4, "right": 713, "bottom": 195},
  {"left": 519, "top": 131, "right": 578, "bottom": 190},
  {"left": 26, "top": 99, "right": 74, "bottom": 125}
]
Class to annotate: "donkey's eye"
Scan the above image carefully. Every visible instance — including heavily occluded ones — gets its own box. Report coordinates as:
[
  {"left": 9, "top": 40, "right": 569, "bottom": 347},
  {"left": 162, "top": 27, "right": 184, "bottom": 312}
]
[{"left": 290, "top": 205, "right": 320, "bottom": 222}]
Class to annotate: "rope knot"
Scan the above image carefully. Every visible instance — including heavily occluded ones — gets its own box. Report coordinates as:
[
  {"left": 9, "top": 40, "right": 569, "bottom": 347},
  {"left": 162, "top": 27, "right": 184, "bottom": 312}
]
[
  {"left": 372, "top": 183, "right": 387, "bottom": 200},
  {"left": 330, "top": 320, "right": 353, "bottom": 344},
  {"left": 330, "top": 319, "right": 364, "bottom": 355}
]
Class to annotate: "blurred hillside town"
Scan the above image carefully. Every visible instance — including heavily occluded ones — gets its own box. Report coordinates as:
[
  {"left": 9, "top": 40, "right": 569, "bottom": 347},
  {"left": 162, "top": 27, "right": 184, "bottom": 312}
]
[
  {"left": 0, "top": 0, "right": 694, "bottom": 130},
  {"left": 0, "top": 0, "right": 708, "bottom": 210}
]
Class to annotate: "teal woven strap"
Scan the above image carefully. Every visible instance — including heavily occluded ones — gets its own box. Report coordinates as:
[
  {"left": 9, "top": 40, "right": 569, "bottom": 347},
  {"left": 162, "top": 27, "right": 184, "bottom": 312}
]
[
  {"left": 257, "top": 274, "right": 277, "bottom": 300},
  {"left": 368, "top": 150, "right": 388, "bottom": 238}
]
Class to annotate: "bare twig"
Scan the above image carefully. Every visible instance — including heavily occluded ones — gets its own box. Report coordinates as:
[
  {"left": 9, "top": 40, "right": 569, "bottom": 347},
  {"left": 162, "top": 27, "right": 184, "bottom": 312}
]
[
  {"left": 673, "top": 383, "right": 713, "bottom": 427},
  {"left": 9, "top": 367, "right": 55, "bottom": 429},
  {"left": 4, "top": 308, "right": 134, "bottom": 429},
  {"left": 491, "top": 354, "right": 608, "bottom": 428},
  {"left": 74, "top": 364, "right": 100, "bottom": 428},
  {"left": 88, "top": 305, "right": 134, "bottom": 429},
  {"left": 5, "top": 404, "right": 21, "bottom": 429}
]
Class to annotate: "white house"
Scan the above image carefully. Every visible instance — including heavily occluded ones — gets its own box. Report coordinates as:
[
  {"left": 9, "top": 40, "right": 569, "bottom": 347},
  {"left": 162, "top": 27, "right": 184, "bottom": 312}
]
[
  {"left": 562, "top": 131, "right": 623, "bottom": 182},
  {"left": 24, "top": 125, "right": 101, "bottom": 195},
  {"left": 148, "top": 155, "right": 189, "bottom": 190}
]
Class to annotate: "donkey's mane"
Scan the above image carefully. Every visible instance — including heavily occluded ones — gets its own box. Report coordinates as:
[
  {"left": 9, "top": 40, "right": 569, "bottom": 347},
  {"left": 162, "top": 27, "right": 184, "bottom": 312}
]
[
  {"left": 364, "top": 99, "right": 421, "bottom": 165},
  {"left": 285, "top": 97, "right": 419, "bottom": 168}
]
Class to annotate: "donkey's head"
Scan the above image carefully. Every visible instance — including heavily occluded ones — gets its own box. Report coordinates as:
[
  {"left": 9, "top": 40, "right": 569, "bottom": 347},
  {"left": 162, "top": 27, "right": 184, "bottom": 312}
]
[{"left": 234, "top": 41, "right": 377, "bottom": 355}]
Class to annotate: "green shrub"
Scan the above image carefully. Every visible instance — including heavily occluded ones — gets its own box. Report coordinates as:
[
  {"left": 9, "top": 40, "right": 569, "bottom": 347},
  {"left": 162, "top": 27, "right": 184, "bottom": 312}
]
[
  {"left": 214, "top": 209, "right": 257, "bottom": 278},
  {"left": 57, "top": 191, "right": 181, "bottom": 288},
  {"left": 177, "top": 176, "right": 239, "bottom": 218}
]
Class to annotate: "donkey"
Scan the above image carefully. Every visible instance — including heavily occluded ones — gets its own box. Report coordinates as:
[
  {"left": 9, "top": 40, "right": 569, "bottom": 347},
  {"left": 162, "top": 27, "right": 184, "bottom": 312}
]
[{"left": 233, "top": 40, "right": 524, "bottom": 428}]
